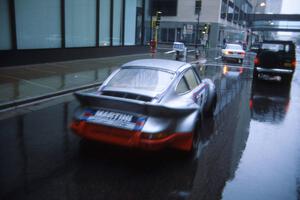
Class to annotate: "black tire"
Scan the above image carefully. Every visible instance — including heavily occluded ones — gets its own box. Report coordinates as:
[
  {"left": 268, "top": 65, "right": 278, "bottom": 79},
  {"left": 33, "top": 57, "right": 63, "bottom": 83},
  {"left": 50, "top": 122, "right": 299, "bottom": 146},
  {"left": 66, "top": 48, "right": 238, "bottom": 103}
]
[
  {"left": 204, "top": 95, "right": 217, "bottom": 118},
  {"left": 191, "top": 119, "right": 201, "bottom": 154},
  {"left": 281, "top": 74, "right": 293, "bottom": 84},
  {"left": 253, "top": 69, "right": 259, "bottom": 79}
]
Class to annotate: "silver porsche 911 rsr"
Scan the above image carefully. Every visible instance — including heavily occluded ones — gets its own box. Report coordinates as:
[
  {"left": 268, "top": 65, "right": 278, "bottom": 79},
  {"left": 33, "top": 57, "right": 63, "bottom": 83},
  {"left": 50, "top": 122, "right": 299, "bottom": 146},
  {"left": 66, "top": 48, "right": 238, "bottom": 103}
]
[{"left": 71, "top": 59, "right": 217, "bottom": 152}]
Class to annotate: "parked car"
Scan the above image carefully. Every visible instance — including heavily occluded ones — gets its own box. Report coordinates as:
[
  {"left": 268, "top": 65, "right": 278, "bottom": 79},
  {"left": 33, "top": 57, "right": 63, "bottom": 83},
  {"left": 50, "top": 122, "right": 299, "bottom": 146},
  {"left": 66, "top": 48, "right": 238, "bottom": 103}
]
[
  {"left": 222, "top": 43, "right": 246, "bottom": 63},
  {"left": 71, "top": 59, "right": 217, "bottom": 152},
  {"left": 251, "top": 40, "right": 296, "bottom": 82}
]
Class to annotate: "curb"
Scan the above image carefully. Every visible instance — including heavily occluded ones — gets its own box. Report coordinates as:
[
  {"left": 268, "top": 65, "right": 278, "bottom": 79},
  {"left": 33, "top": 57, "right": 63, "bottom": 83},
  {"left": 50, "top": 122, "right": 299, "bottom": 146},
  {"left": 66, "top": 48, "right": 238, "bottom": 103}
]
[{"left": 0, "top": 82, "right": 102, "bottom": 111}]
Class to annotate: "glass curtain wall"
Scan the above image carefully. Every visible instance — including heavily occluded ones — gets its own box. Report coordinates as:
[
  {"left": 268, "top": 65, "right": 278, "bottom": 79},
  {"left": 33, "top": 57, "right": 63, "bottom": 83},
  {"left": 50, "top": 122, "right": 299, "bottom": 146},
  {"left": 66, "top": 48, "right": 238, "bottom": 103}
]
[
  {"left": 124, "top": 0, "right": 137, "bottom": 45},
  {"left": 135, "top": 0, "right": 143, "bottom": 45},
  {"left": 15, "top": 0, "right": 61, "bottom": 49},
  {"left": 0, "top": 0, "right": 12, "bottom": 50},
  {"left": 99, "top": 0, "right": 111, "bottom": 46},
  {"left": 113, "top": 0, "right": 123, "bottom": 46},
  {"left": 65, "top": 0, "right": 97, "bottom": 47},
  {"left": 2, "top": 0, "right": 148, "bottom": 50},
  {"left": 144, "top": 0, "right": 152, "bottom": 44},
  {"left": 124, "top": 0, "right": 143, "bottom": 45}
]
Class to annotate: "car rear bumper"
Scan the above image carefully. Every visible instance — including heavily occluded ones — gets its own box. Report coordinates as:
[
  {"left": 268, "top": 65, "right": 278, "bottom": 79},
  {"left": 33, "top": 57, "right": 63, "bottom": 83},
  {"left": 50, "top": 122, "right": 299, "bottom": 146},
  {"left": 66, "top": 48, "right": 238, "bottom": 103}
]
[
  {"left": 222, "top": 54, "right": 244, "bottom": 59},
  {"left": 71, "top": 121, "right": 193, "bottom": 151},
  {"left": 256, "top": 67, "right": 294, "bottom": 74}
]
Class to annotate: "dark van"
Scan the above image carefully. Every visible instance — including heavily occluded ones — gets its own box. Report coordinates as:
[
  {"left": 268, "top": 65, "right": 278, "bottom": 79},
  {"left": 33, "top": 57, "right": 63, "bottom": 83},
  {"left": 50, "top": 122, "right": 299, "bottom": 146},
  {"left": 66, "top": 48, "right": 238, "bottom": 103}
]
[{"left": 251, "top": 40, "right": 296, "bottom": 82}]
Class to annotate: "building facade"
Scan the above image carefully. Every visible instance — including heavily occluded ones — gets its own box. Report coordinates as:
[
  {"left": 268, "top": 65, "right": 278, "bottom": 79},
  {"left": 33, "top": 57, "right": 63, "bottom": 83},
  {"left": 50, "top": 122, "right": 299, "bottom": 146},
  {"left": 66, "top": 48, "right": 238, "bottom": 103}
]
[
  {"left": 155, "top": 0, "right": 254, "bottom": 48},
  {"left": 0, "top": 0, "right": 154, "bottom": 66}
]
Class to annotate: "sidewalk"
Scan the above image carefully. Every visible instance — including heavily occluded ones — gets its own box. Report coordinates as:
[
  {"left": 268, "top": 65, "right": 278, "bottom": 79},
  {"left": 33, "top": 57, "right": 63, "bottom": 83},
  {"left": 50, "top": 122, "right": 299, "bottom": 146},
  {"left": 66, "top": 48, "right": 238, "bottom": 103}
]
[
  {"left": 0, "top": 47, "right": 214, "bottom": 110},
  {"left": 0, "top": 51, "right": 178, "bottom": 109}
]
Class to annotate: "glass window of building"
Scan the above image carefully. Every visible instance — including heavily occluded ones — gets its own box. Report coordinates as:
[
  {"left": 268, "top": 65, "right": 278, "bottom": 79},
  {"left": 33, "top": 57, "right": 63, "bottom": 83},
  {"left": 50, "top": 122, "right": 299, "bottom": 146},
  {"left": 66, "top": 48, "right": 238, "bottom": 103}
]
[
  {"left": 227, "top": 2, "right": 234, "bottom": 22},
  {"left": 221, "top": 0, "right": 228, "bottom": 19},
  {"left": 168, "top": 29, "right": 175, "bottom": 42},
  {"left": 113, "top": 0, "right": 123, "bottom": 46},
  {"left": 0, "top": 0, "right": 12, "bottom": 50},
  {"left": 143, "top": 0, "right": 152, "bottom": 44},
  {"left": 65, "top": 0, "right": 97, "bottom": 47},
  {"left": 152, "top": 0, "right": 177, "bottom": 16},
  {"left": 160, "top": 28, "right": 168, "bottom": 42},
  {"left": 233, "top": 6, "right": 239, "bottom": 23},
  {"left": 124, "top": 0, "right": 143, "bottom": 45},
  {"left": 99, "top": 0, "right": 111, "bottom": 46},
  {"left": 239, "top": 10, "right": 244, "bottom": 25},
  {"left": 135, "top": 0, "right": 143, "bottom": 45},
  {"left": 15, "top": 0, "right": 61, "bottom": 49}
]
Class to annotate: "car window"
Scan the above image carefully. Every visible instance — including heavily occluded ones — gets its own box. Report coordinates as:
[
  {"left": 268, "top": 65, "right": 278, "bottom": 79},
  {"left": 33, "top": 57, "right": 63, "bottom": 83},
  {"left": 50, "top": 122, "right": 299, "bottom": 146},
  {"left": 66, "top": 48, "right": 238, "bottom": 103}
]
[
  {"left": 261, "top": 43, "right": 284, "bottom": 52},
  {"left": 184, "top": 69, "right": 199, "bottom": 90},
  {"left": 285, "top": 45, "right": 290, "bottom": 52},
  {"left": 106, "top": 68, "right": 175, "bottom": 92},
  {"left": 226, "top": 44, "right": 243, "bottom": 50},
  {"left": 176, "top": 77, "right": 189, "bottom": 94}
]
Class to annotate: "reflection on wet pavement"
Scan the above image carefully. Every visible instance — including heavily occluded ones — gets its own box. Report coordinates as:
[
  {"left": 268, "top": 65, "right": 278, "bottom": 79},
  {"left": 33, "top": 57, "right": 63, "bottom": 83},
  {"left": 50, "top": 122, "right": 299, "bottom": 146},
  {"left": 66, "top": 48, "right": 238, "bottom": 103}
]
[
  {"left": 250, "top": 79, "right": 291, "bottom": 123},
  {"left": 0, "top": 59, "right": 300, "bottom": 200}
]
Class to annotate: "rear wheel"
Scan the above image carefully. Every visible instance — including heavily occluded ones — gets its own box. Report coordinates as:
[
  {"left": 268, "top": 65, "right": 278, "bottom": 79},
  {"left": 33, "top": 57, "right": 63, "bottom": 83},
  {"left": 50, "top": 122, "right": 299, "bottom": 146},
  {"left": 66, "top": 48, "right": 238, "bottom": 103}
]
[
  {"left": 191, "top": 120, "right": 201, "bottom": 153},
  {"left": 281, "top": 74, "right": 293, "bottom": 84},
  {"left": 204, "top": 95, "right": 217, "bottom": 117},
  {"left": 253, "top": 69, "right": 259, "bottom": 79}
]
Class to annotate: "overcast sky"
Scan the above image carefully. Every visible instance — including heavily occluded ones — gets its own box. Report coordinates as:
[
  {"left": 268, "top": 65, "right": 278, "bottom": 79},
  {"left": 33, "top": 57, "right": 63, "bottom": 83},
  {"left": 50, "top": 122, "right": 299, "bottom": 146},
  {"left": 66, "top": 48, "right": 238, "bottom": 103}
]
[{"left": 281, "top": 0, "right": 300, "bottom": 13}]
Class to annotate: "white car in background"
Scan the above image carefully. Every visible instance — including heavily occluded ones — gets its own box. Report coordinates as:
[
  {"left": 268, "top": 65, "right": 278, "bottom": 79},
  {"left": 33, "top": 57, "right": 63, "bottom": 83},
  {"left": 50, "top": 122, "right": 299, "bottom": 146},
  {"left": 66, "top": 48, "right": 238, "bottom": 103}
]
[{"left": 222, "top": 43, "right": 245, "bottom": 63}]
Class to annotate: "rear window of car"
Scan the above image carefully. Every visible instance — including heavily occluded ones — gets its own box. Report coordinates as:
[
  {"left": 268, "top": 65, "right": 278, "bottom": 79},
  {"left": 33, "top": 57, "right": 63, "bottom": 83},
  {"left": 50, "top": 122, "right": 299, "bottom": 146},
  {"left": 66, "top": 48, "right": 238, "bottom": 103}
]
[
  {"left": 261, "top": 43, "right": 292, "bottom": 53},
  {"left": 106, "top": 68, "right": 175, "bottom": 92},
  {"left": 226, "top": 44, "right": 243, "bottom": 50},
  {"left": 262, "top": 43, "right": 284, "bottom": 52}
]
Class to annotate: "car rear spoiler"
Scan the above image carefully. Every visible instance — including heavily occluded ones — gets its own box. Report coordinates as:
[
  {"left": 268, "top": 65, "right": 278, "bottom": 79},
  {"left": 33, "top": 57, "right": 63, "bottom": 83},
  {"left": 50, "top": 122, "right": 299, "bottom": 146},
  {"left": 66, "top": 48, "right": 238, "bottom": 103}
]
[{"left": 74, "top": 92, "right": 198, "bottom": 117}]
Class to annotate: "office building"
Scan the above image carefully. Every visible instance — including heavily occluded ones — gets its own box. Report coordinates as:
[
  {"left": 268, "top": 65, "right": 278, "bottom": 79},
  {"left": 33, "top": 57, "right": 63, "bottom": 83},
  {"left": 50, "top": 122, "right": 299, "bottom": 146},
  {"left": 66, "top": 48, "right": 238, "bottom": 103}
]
[{"left": 0, "top": 0, "right": 153, "bottom": 66}]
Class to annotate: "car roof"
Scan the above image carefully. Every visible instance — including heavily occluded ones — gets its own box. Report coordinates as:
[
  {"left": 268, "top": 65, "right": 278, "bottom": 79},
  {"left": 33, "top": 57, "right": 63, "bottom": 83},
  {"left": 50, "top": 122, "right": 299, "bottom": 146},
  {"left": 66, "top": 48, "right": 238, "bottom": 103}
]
[
  {"left": 121, "top": 59, "right": 188, "bottom": 73},
  {"left": 263, "top": 40, "right": 294, "bottom": 44}
]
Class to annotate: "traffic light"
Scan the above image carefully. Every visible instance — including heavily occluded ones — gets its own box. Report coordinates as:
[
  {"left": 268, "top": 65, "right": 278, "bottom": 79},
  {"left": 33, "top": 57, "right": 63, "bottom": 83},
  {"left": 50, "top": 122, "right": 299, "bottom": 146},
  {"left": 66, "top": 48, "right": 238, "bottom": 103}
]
[
  {"left": 204, "top": 24, "right": 209, "bottom": 33},
  {"left": 196, "top": 0, "right": 202, "bottom": 14},
  {"left": 156, "top": 11, "right": 162, "bottom": 27}
]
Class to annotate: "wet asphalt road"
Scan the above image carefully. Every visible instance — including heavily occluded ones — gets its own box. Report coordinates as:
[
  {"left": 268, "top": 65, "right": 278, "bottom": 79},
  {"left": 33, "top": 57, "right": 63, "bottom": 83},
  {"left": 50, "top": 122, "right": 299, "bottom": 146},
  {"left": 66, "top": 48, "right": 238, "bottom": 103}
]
[{"left": 1, "top": 53, "right": 300, "bottom": 200}]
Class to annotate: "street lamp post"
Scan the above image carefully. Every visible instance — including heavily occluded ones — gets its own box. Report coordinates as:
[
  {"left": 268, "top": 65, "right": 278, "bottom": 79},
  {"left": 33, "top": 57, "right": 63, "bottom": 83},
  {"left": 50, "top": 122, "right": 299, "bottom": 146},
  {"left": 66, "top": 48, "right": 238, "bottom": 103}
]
[{"left": 195, "top": 0, "right": 202, "bottom": 59}]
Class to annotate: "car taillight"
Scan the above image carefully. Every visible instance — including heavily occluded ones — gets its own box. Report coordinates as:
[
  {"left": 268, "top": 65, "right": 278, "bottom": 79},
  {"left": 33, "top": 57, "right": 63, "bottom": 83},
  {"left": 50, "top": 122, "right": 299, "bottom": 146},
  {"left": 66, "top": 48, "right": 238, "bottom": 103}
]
[
  {"left": 292, "top": 60, "right": 297, "bottom": 69},
  {"left": 254, "top": 57, "right": 260, "bottom": 65},
  {"left": 225, "top": 51, "right": 233, "bottom": 55},
  {"left": 249, "top": 99, "right": 253, "bottom": 110},
  {"left": 223, "top": 65, "right": 229, "bottom": 75},
  {"left": 83, "top": 112, "right": 93, "bottom": 117},
  {"left": 239, "top": 67, "right": 244, "bottom": 74}
]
